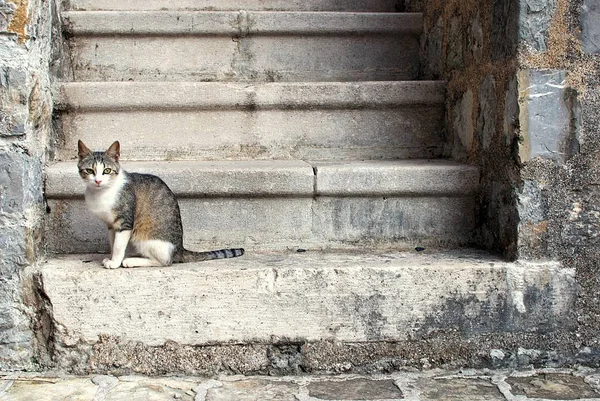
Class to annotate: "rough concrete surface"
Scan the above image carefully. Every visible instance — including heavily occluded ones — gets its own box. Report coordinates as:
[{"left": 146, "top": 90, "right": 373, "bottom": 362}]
[
  {"left": 45, "top": 195, "right": 478, "bottom": 253},
  {"left": 46, "top": 160, "right": 316, "bottom": 198},
  {"left": 34, "top": 251, "right": 576, "bottom": 374},
  {"left": 55, "top": 81, "right": 445, "bottom": 161},
  {"left": 44, "top": 159, "right": 480, "bottom": 252},
  {"left": 64, "top": 11, "right": 421, "bottom": 82},
  {"left": 57, "top": 81, "right": 446, "bottom": 110},
  {"left": 68, "top": 0, "right": 404, "bottom": 12},
  {"left": 64, "top": 11, "right": 423, "bottom": 36},
  {"left": 46, "top": 159, "right": 478, "bottom": 198},
  {"left": 2, "top": 368, "right": 600, "bottom": 400}
]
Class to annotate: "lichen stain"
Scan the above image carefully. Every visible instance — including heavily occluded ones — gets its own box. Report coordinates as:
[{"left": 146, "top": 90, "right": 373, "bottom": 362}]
[
  {"left": 7, "top": 0, "right": 30, "bottom": 43},
  {"left": 520, "top": 221, "right": 549, "bottom": 250}
]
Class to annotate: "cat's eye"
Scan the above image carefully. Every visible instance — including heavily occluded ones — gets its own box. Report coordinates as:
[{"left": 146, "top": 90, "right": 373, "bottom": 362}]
[
  {"left": 103, "top": 168, "right": 112, "bottom": 174},
  {"left": 84, "top": 169, "right": 94, "bottom": 175}
]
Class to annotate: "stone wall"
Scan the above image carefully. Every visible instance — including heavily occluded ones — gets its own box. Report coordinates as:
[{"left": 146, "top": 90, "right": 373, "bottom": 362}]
[
  {"left": 407, "top": 0, "right": 600, "bottom": 360},
  {"left": 518, "top": 0, "right": 600, "bottom": 349},
  {"left": 405, "top": 0, "right": 521, "bottom": 259},
  {"left": 0, "top": 0, "right": 57, "bottom": 369}
]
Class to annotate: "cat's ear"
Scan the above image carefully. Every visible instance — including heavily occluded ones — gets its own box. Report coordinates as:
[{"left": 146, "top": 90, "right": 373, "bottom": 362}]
[
  {"left": 78, "top": 140, "right": 92, "bottom": 160},
  {"left": 106, "top": 141, "right": 120, "bottom": 162}
]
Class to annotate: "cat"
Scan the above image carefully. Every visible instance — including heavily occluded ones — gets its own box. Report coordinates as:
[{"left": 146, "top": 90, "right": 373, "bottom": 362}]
[{"left": 77, "top": 140, "right": 244, "bottom": 269}]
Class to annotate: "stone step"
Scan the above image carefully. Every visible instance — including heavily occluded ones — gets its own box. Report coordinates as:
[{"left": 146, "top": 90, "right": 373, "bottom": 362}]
[
  {"left": 63, "top": 11, "right": 422, "bottom": 82},
  {"left": 44, "top": 160, "right": 479, "bottom": 253},
  {"left": 36, "top": 251, "right": 576, "bottom": 374},
  {"left": 68, "top": 0, "right": 404, "bottom": 12},
  {"left": 55, "top": 81, "right": 445, "bottom": 161}
]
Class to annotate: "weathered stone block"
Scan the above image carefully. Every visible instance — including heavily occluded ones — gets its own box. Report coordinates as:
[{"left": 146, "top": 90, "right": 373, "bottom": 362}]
[
  {"left": 0, "top": 1, "right": 16, "bottom": 33},
  {"left": 6, "top": 378, "right": 100, "bottom": 401},
  {"left": 65, "top": 11, "right": 421, "bottom": 82},
  {"left": 46, "top": 197, "right": 314, "bottom": 253},
  {"left": 57, "top": 81, "right": 445, "bottom": 161},
  {"left": 40, "top": 252, "right": 576, "bottom": 348},
  {"left": 491, "top": 0, "right": 518, "bottom": 60},
  {"left": 469, "top": 13, "right": 483, "bottom": 64},
  {"left": 447, "top": 17, "right": 464, "bottom": 71},
  {"left": 0, "top": 151, "right": 26, "bottom": 214},
  {"left": 453, "top": 90, "right": 474, "bottom": 155},
  {"left": 478, "top": 75, "right": 497, "bottom": 151},
  {"left": 581, "top": 0, "right": 600, "bottom": 53},
  {"left": 519, "top": 0, "right": 557, "bottom": 52},
  {"left": 423, "top": 16, "right": 443, "bottom": 78},
  {"left": 518, "top": 70, "right": 579, "bottom": 163},
  {"left": 0, "top": 223, "right": 28, "bottom": 275},
  {"left": 208, "top": 380, "right": 299, "bottom": 401},
  {"left": 418, "top": 378, "right": 504, "bottom": 401},
  {"left": 507, "top": 374, "right": 599, "bottom": 399},
  {"left": 504, "top": 76, "right": 519, "bottom": 146},
  {"left": 307, "top": 379, "right": 402, "bottom": 400},
  {"left": 313, "top": 196, "right": 476, "bottom": 246},
  {"left": 518, "top": 179, "right": 551, "bottom": 259},
  {"left": 68, "top": 0, "right": 402, "bottom": 11},
  {"left": 314, "top": 160, "right": 479, "bottom": 197},
  {"left": 0, "top": 66, "right": 28, "bottom": 137}
]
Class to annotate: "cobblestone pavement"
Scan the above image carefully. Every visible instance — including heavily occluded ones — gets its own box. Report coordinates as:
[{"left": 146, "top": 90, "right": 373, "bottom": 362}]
[{"left": 2, "top": 368, "right": 600, "bottom": 400}]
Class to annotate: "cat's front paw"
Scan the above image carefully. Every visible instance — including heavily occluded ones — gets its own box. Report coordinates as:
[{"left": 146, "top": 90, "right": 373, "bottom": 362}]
[{"left": 102, "top": 258, "right": 121, "bottom": 269}]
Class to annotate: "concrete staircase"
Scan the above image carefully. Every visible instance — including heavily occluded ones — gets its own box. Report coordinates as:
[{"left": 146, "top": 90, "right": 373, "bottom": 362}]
[{"left": 40, "top": 0, "right": 577, "bottom": 374}]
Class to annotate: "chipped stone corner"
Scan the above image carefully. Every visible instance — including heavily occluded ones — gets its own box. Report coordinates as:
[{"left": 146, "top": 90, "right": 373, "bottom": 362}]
[
  {"left": 20, "top": 269, "right": 52, "bottom": 367},
  {"left": 506, "top": 260, "right": 577, "bottom": 325}
]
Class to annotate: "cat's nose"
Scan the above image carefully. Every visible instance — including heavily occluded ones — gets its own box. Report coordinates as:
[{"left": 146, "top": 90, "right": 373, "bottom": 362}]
[{"left": 95, "top": 180, "right": 101, "bottom": 185}]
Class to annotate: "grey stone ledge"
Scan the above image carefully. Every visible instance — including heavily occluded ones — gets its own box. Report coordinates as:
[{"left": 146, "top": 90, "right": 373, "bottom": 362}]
[
  {"left": 57, "top": 81, "right": 446, "bottom": 111},
  {"left": 46, "top": 160, "right": 314, "bottom": 198},
  {"left": 45, "top": 159, "right": 478, "bottom": 198},
  {"left": 68, "top": 0, "right": 403, "bottom": 12},
  {"left": 39, "top": 251, "right": 573, "bottom": 346},
  {"left": 314, "top": 159, "right": 480, "bottom": 196},
  {"left": 63, "top": 11, "right": 422, "bottom": 36}
]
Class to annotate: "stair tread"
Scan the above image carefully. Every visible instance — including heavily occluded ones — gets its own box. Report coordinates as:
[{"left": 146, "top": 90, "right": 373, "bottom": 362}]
[
  {"left": 46, "top": 159, "right": 479, "bottom": 198},
  {"left": 56, "top": 81, "right": 445, "bottom": 161},
  {"left": 39, "top": 250, "right": 574, "bottom": 345},
  {"left": 69, "top": 0, "right": 403, "bottom": 12},
  {"left": 57, "top": 81, "right": 446, "bottom": 111},
  {"left": 64, "top": 11, "right": 423, "bottom": 36}
]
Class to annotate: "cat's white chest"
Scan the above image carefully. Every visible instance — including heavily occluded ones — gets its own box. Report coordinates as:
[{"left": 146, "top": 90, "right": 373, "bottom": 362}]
[
  {"left": 84, "top": 174, "right": 125, "bottom": 225},
  {"left": 85, "top": 191, "right": 116, "bottom": 224}
]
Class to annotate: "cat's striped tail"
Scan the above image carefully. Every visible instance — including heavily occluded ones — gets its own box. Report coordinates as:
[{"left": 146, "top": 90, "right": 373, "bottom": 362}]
[{"left": 181, "top": 248, "right": 244, "bottom": 263}]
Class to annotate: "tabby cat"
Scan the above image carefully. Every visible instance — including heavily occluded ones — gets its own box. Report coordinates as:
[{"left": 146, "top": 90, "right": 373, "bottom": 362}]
[{"left": 77, "top": 140, "right": 244, "bottom": 269}]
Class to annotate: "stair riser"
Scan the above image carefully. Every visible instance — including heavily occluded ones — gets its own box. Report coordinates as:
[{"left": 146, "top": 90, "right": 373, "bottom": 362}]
[
  {"left": 69, "top": 0, "right": 404, "bottom": 12},
  {"left": 41, "top": 254, "right": 576, "bottom": 347},
  {"left": 69, "top": 34, "right": 420, "bottom": 82},
  {"left": 46, "top": 196, "right": 476, "bottom": 253},
  {"left": 57, "top": 107, "right": 444, "bottom": 161}
]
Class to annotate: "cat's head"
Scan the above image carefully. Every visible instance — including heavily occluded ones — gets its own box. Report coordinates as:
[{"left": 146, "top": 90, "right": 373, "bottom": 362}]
[{"left": 77, "top": 140, "right": 121, "bottom": 189}]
